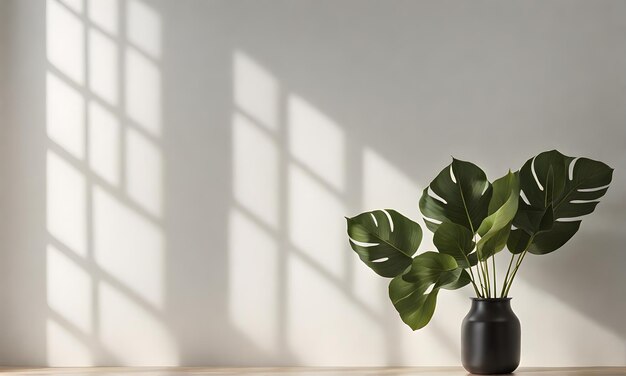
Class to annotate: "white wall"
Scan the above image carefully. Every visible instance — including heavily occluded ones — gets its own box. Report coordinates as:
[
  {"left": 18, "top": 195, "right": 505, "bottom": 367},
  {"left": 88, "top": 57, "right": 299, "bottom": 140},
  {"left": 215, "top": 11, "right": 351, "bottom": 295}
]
[
  {"left": 0, "top": 1, "right": 9, "bottom": 360},
  {"left": 1, "top": 0, "right": 625, "bottom": 367}
]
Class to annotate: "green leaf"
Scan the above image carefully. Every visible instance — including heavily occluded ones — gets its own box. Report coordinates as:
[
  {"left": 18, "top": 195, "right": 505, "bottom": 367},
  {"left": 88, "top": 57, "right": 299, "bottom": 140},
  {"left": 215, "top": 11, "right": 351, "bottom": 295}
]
[
  {"left": 389, "top": 269, "right": 428, "bottom": 304},
  {"left": 528, "top": 221, "right": 581, "bottom": 254},
  {"left": 476, "top": 171, "right": 520, "bottom": 259},
  {"left": 346, "top": 209, "right": 423, "bottom": 277},
  {"left": 419, "top": 158, "right": 492, "bottom": 233},
  {"left": 510, "top": 150, "right": 613, "bottom": 255},
  {"left": 438, "top": 268, "right": 472, "bottom": 290},
  {"left": 402, "top": 252, "right": 458, "bottom": 284},
  {"left": 507, "top": 227, "right": 531, "bottom": 254},
  {"left": 389, "top": 274, "right": 439, "bottom": 330},
  {"left": 433, "top": 222, "right": 477, "bottom": 268},
  {"left": 389, "top": 253, "right": 468, "bottom": 331}
]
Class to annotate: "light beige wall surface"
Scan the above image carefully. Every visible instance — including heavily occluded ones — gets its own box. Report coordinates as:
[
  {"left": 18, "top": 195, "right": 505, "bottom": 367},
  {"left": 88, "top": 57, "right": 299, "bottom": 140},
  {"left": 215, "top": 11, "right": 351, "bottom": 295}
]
[
  {"left": 0, "top": 1, "right": 9, "bottom": 360},
  {"left": 0, "top": 0, "right": 625, "bottom": 367}
]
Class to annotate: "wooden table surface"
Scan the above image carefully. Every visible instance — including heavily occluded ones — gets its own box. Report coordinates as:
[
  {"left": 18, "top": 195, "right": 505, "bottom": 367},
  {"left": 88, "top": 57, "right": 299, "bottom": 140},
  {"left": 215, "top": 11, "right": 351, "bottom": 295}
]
[{"left": 0, "top": 368, "right": 624, "bottom": 376}]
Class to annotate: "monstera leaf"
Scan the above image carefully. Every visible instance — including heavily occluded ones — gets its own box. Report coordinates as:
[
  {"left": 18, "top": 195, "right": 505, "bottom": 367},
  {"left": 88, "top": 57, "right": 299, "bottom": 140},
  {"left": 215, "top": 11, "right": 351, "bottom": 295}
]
[
  {"left": 419, "top": 158, "right": 493, "bottom": 233},
  {"left": 346, "top": 209, "right": 422, "bottom": 277},
  {"left": 389, "top": 275, "right": 437, "bottom": 331},
  {"left": 389, "top": 252, "right": 469, "bottom": 330},
  {"left": 475, "top": 171, "right": 520, "bottom": 259},
  {"left": 508, "top": 150, "right": 613, "bottom": 255},
  {"left": 433, "top": 222, "right": 477, "bottom": 268}
]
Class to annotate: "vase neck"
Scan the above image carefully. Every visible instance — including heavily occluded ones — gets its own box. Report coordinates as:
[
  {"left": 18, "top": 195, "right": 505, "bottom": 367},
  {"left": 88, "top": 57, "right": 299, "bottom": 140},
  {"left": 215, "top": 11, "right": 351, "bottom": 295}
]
[{"left": 470, "top": 298, "right": 513, "bottom": 314}]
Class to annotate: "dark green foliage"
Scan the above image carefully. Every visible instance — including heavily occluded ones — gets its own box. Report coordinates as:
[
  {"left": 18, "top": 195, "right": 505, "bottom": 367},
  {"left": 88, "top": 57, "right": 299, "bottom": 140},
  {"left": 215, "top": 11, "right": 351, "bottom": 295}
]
[{"left": 346, "top": 150, "right": 612, "bottom": 330}]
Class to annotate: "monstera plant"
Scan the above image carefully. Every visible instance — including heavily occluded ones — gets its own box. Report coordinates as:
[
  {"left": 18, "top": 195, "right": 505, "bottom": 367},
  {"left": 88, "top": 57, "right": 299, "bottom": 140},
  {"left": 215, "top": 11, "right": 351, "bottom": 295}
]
[{"left": 346, "top": 150, "right": 613, "bottom": 330}]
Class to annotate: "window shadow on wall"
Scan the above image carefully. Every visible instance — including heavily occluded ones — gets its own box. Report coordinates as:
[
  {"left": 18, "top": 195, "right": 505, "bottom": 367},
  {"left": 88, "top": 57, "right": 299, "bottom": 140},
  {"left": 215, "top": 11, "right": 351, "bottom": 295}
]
[
  {"left": 44, "top": 0, "right": 176, "bottom": 365},
  {"left": 186, "top": 0, "right": 626, "bottom": 365},
  {"left": 7, "top": 0, "right": 625, "bottom": 367}
]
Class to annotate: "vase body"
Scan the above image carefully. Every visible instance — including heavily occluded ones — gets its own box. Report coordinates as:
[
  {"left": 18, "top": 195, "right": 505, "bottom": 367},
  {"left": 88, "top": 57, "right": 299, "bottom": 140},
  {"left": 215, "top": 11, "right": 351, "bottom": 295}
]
[{"left": 461, "top": 298, "right": 520, "bottom": 374}]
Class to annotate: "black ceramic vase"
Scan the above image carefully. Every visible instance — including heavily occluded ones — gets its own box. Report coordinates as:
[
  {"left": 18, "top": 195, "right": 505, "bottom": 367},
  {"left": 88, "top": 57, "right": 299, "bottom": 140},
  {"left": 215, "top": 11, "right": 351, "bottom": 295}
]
[{"left": 461, "top": 298, "right": 521, "bottom": 374}]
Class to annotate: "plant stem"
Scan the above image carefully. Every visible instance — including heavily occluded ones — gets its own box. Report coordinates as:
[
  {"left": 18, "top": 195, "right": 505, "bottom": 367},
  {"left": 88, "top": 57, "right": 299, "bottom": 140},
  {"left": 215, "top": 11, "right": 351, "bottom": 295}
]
[
  {"left": 473, "top": 233, "right": 491, "bottom": 297},
  {"left": 491, "top": 254, "right": 498, "bottom": 298},
  {"left": 503, "top": 235, "right": 535, "bottom": 297},
  {"left": 478, "top": 258, "right": 488, "bottom": 297},
  {"left": 474, "top": 258, "right": 486, "bottom": 296},
  {"left": 483, "top": 260, "right": 490, "bottom": 297},
  {"left": 503, "top": 250, "right": 526, "bottom": 297},
  {"left": 500, "top": 253, "right": 516, "bottom": 297},
  {"left": 462, "top": 253, "right": 482, "bottom": 298},
  {"left": 483, "top": 259, "right": 491, "bottom": 298},
  {"left": 469, "top": 276, "right": 482, "bottom": 298}
]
